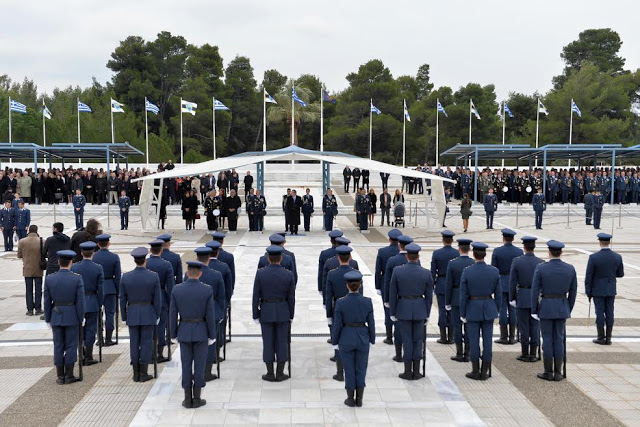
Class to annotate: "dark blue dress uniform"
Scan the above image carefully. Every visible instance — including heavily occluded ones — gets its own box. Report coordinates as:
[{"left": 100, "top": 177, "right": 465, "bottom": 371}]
[
  {"left": 206, "top": 240, "right": 233, "bottom": 344},
  {"left": 44, "top": 250, "right": 86, "bottom": 384},
  {"left": 92, "top": 234, "right": 121, "bottom": 346},
  {"left": 355, "top": 192, "right": 370, "bottom": 230},
  {"left": 14, "top": 205, "right": 30, "bottom": 239},
  {"left": 389, "top": 244, "right": 434, "bottom": 380},
  {"left": 318, "top": 230, "right": 343, "bottom": 296},
  {"left": 531, "top": 240, "right": 577, "bottom": 381},
  {"left": 585, "top": 233, "right": 624, "bottom": 345},
  {"left": 592, "top": 192, "right": 604, "bottom": 229},
  {"left": 509, "top": 237, "right": 544, "bottom": 362},
  {"left": 445, "top": 239, "right": 474, "bottom": 362},
  {"left": 0, "top": 203, "right": 15, "bottom": 251},
  {"left": 211, "top": 231, "right": 236, "bottom": 292},
  {"left": 374, "top": 229, "right": 402, "bottom": 343},
  {"left": 322, "top": 193, "right": 338, "bottom": 231},
  {"left": 491, "top": 229, "right": 523, "bottom": 344},
  {"left": 119, "top": 195, "right": 131, "bottom": 230},
  {"left": 322, "top": 237, "right": 358, "bottom": 301},
  {"left": 252, "top": 246, "right": 295, "bottom": 382},
  {"left": 170, "top": 261, "right": 217, "bottom": 409},
  {"left": 532, "top": 191, "right": 546, "bottom": 229},
  {"left": 120, "top": 247, "right": 162, "bottom": 382},
  {"left": 302, "top": 193, "right": 314, "bottom": 232},
  {"left": 146, "top": 240, "right": 176, "bottom": 361},
  {"left": 257, "top": 234, "right": 297, "bottom": 285},
  {"left": 483, "top": 192, "right": 497, "bottom": 229},
  {"left": 460, "top": 242, "right": 501, "bottom": 380},
  {"left": 72, "top": 193, "right": 86, "bottom": 230},
  {"left": 277, "top": 232, "right": 298, "bottom": 283},
  {"left": 332, "top": 271, "right": 375, "bottom": 408},
  {"left": 431, "top": 230, "right": 459, "bottom": 344},
  {"left": 157, "top": 234, "right": 183, "bottom": 286},
  {"left": 71, "top": 242, "right": 104, "bottom": 366}
]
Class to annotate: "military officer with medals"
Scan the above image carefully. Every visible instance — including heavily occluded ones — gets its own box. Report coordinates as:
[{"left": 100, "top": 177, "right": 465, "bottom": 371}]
[{"left": 322, "top": 188, "right": 338, "bottom": 231}]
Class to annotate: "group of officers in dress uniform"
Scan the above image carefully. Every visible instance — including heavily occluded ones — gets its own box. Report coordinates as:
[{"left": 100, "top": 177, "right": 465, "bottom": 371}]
[{"left": 43, "top": 219, "right": 624, "bottom": 409}]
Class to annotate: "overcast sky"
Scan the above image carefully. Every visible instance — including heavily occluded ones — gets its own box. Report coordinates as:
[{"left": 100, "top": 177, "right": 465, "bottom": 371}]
[{"left": 2, "top": 0, "right": 638, "bottom": 101}]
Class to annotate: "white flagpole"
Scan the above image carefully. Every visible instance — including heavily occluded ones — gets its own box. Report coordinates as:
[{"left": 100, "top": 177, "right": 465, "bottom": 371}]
[
  {"left": 8, "top": 96, "right": 12, "bottom": 144},
  {"left": 320, "top": 90, "right": 324, "bottom": 152},
  {"left": 468, "top": 99, "right": 473, "bottom": 168},
  {"left": 402, "top": 99, "right": 406, "bottom": 168},
  {"left": 42, "top": 100, "right": 46, "bottom": 147},
  {"left": 501, "top": 101, "right": 506, "bottom": 168},
  {"left": 77, "top": 97, "right": 81, "bottom": 143},
  {"left": 291, "top": 84, "right": 295, "bottom": 146},
  {"left": 212, "top": 97, "right": 217, "bottom": 159},
  {"left": 568, "top": 98, "right": 573, "bottom": 168},
  {"left": 263, "top": 89, "right": 267, "bottom": 152},
  {"left": 369, "top": 99, "right": 373, "bottom": 160},
  {"left": 535, "top": 98, "right": 540, "bottom": 167},
  {"left": 180, "top": 97, "right": 184, "bottom": 164},
  {"left": 145, "top": 97, "right": 149, "bottom": 167},
  {"left": 110, "top": 99, "right": 115, "bottom": 144},
  {"left": 436, "top": 99, "right": 439, "bottom": 167}
]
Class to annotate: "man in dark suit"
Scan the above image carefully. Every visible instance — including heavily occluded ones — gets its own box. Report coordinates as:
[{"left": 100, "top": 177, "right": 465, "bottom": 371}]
[
  {"left": 286, "top": 190, "right": 303, "bottom": 235},
  {"left": 379, "top": 188, "right": 392, "bottom": 226},
  {"left": 302, "top": 188, "right": 314, "bottom": 232}
]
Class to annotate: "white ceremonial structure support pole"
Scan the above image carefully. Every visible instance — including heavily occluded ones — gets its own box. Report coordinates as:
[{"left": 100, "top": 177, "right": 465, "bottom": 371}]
[
  {"left": 402, "top": 99, "right": 406, "bottom": 168},
  {"left": 212, "top": 97, "right": 217, "bottom": 160},
  {"left": 535, "top": 98, "right": 540, "bottom": 168},
  {"left": 501, "top": 101, "right": 506, "bottom": 169},
  {"left": 145, "top": 97, "right": 149, "bottom": 167},
  {"left": 435, "top": 99, "right": 439, "bottom": 167},
  {"left": 369, "top": 99, "right": 373, "bottom": 160},
  {"left": 263, "top": 91, "right": 267, "bottom": 152},
  {"left": 320, "top": 91, "right": 324, "bottom": 152},
  {"left": 180, "top": 97, "right": 184, "bottom": 164},
  {"left": 568, "top": 98, "right": 573, "bottom": 168}
]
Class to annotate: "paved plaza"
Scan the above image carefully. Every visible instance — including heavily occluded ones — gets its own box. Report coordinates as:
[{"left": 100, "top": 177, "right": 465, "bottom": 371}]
[{"left": 0, "top": 168, "right": 639, "bottom": 427}]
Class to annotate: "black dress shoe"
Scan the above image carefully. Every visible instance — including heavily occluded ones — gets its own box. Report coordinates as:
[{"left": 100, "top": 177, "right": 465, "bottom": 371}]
[
  {"left": 26, "top": 310, "right": 34, "bottom": 316},
  {"left": 35, "top": 309, "right": 43, "bottom": 315}
]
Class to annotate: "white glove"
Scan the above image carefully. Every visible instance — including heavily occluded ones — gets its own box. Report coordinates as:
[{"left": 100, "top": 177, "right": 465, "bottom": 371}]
[
  {"left": 376, "top": 289, "right": 382, "bottom": 296},
  {"left": 445, "top": 305, "right": 452, "bottom": 311},
  {"left": 156, "top": 318, "right": 160, "bottom": 325},
  {"left": 370, "top": 342, "right": 374, "bottom": 348},
  {"left": 390, "top": 316, "right": 397, "bottom": 322},
  {"left": 460, "top": 317, "right": 467, "bottom": 324},
  {"left": 531, "top": 314, "right": 540, "bottom": 321},
  {"left": 254, "top": 318, "right": 260, "bottom": 325},
  {"left": 46, "top": 322, "right": 51, "bottom": 329},
  {"left": 384, "top": 302, "right": 390, "bottom": 308},
  {"left": 327, "top": 318, "right": 333, "bottom": 326},
  {"left": 171, "top": 338, "right": 178, "bottom": 344},
  {"left": 509, "top": 300, "right": 517, "bottom": 308},
  {"left": 332, "top": 345, "right": 339, "bottom": 350},
  {"left": 208, "top": 338, "right": 215, "bottom": 346}
]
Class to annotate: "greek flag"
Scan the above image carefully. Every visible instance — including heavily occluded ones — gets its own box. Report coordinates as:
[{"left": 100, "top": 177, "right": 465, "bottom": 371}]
[
  {"left": 470, "top": 100, "right": 481, "bottom": 120},
  {"left": 145, "top": 99, "right": 159, "bottom": 115},
  {"left": 43, "top": 103, "right": 52, "bottom": 119},
  {"left": 571, "top": 100, "right": 582, "bottom": 117},
  {"left": 264, "top": 89, "right": 277, "bottom": 104},
  {"left": 403, "top": 100, "right": 411, "bottom": 122},
  {"left": 437, "top": 100, "right": 448, "bottom": 118},
  {"left": 111, "top": 98, "right": 125, "bottom": 113},
  {"left": 181, "top": 99, "right": 197, "bottom": 115},
  {"left": 292, "top": 86, "right": 307, "bottom": 107},
  {"left": 9, "top": 99, "right": 27, "bottom": 114},
  {"left": 214, "top": 99, "right": 230, "bottom": 111},
  {"left": 78, "top": 101, "right": 92, "bottom": 113},
  {"left": 370, "top": 102, "right": 381, "bottom": 115},
  {"left": 504, "top": 102, "right": 514, "bottom": 118},
  {"left": 538, "top": 100, "right": 549, "bottom": 115}
]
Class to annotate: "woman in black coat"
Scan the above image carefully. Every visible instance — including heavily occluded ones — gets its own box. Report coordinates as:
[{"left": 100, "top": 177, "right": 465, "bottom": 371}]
[
  {"left": 368, "top": 189, "right": 377, "bottom": 227},
  {"left": 181, "top": 189, "right": 199, "bottom": 231}
]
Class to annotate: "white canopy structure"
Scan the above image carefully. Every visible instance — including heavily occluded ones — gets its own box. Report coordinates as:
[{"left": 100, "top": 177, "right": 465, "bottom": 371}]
[{"left": 133, "top": 146, "right": 454, "bottom": 231}]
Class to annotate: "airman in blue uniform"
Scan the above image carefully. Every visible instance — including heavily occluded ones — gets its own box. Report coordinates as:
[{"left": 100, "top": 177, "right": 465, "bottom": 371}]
[
  {"left": 390, "top": 243, "right": 434, "bottom": 381},
  {"left": 532, "top": 240, "right": 577, "bottom": 381},
  {"left": 14, "top": 200, "right": 30, "bottom": 239},
  {"left": 93, "top": 234, "right": 121, "bottom": 347},
  {"left": 44, "top": 250, "right": 86, "bottom": 384},
  {"left": 322, "top": 237, "right": 359, "bottom": 304},
  {"left": 532, "top": 188, "right": 546, "bottom": 229},
  {"left": 491, "top": 229, "right": 523, "bottom": 345},
  {"left": 252, "top": 245, "right": 295, "bottom": 382},
  {"left": 374, "top": 229, "right": 402, "bottom": 345},
  {"left": 384, "top": 234, "right": 414, "bottom": 362},
  {"left": 157, "top": 233, "right": 183, "bottom": 286},
  {"left": 509, "top": 236, "right": 544, "bottom": 362},
  {"left": 592, "top": 189, "right": 604, "bottom": 229},
  {"left": 206, "top": 240, "right": 233, "bottom": 349},
  {"left": 190, "top": 247, "right": 226, "bottom": 381},
  {"left": 445, "top": 238, "right": 474, "bottom": 362},
  {"left": 277, "top": 232, "right": 297, "bottom": 280},
  {"left": 71, "top": 241, "right": 104, "bottom": 366},
  {"left": 118, "top": 190, "right": 131, "bottom": 230},
  {"left": 120, "top": 247, "right": 162, "bottom": 382},
  {"left": 483, "top": 188, "right": 498, "bottom": 229},
  {"left": 431, "top": 230, "right": 459, "bottom": 345},
  {"left": 146, "top": 240, "right": 176, "bottom": 363},
  {"left": 355, "top": 188, "right": 370, "bottom": 231},
  {"left": 211, "top": 231, "right": 236, "bottom": 296},
  {"left": 585, "top": 233, "right": 624, "bottom": 345},
  {"left": 170, "top": 260, "right": 217, "bottom": 408},
  {"left": 318, "top": 230, "right": 343, "bottom": 297},
  {"left": 322, "top": 188, "right": 338, "bottom": 231},
  {"left": 332, "top": 270, "right": 375, "bottom": 408},
  {"left": 257, "top": 234, "right": 297, "bottom": 284},
  {"left": 72, "top": 189, "right": 86, "bottom": 231},
  {"left": 326, "top": 245, "right": 360, "bottom": 381},
  {"left": 584, "top": 189, "right": 594, "bottom": 225},
  {"left": 0, "top": 200, "right": 15, "bottom": 251},
  {"left": 460, "top": 242, "right": 501, "bottom": 380}
]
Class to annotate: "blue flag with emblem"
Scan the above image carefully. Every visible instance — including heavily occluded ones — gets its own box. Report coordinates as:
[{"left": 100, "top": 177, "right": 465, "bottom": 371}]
[{"left": 322, "top": 90, "right": 336, "bottom": 104}]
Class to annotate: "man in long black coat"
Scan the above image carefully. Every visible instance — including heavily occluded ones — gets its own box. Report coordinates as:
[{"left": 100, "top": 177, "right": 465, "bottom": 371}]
[{"left": 286, "top": 190, "right": 303, "bottom": 235}]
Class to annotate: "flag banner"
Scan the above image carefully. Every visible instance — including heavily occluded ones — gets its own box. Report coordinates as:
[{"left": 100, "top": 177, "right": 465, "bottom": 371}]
[
  {"left": 43, "top": 104, "right": 52, "bottom": 119},
  {"left": 78, "top": 101, "right": 92, "bottom": 113},
  {"left": 181, "top": 100, "right": 197, "bottom": 115},
  {"left": 111, "top": 98, "right": 125, "bottom": 113},
  {"left": 264, "top": 90, "right": 277, "bottom": 104},
  {"left": 370, "top": 102, "right": 382, "bottom": 115},
  {"left": 470, "top": 100, "right": 481, "bottom": 120},
  {"left": 292, "top": 86, "right": 307, "bottom": 107},
  {"left": 322, "top": 90, "right": 337, "bottom": 104},
  {"left": 538, "top": 100, "right": 549, "bottom": 115},
  {"left": 145, "top": 99, "right": 160, "bottom": 115},
  {"left": 497, "top": 102, "right": 503, "bottom": 118},
  {"left": 214, "top": 99, "right": 230, "bottom": 111},
  {"left": 9, "top": 99, "right": 27, "bottom": 114},
  {"left": 572, "top": 100, "right": 582, "bottom": 117},
  {"left": 437, "top": 100, "right": 448, "bottom": 117},
  {"left": 504, "top": 102, "right": 514, "bottom": 118},
  {"left": 403, "top": 100, "right": 411, "bottom": 122}
]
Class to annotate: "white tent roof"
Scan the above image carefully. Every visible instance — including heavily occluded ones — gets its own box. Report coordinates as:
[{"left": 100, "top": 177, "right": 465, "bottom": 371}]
[{"left": 133, "top": 146, "right": 454, "bottom": 183}]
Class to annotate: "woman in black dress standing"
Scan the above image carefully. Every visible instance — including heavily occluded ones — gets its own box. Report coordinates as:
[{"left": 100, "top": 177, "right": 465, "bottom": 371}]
[
  {"left": 182, "top": 189, "right": 198, "bottom": 231},
  {"left": 368, "top": 189, "right": 377, "bottom": 227}
]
